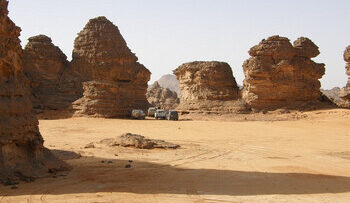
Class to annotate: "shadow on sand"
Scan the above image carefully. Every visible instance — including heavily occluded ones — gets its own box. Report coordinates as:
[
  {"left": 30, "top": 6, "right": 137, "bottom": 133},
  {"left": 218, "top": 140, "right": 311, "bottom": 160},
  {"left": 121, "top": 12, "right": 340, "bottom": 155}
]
[{"left": 1, "top": 150, "right": 350, "bottom": 197}]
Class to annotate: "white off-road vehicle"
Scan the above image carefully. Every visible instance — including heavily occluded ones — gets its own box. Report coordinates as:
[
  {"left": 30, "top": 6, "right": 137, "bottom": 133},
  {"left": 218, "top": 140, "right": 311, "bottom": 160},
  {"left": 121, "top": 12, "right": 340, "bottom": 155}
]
[{"left": 154, "top": 109, "right": 166, "bottom": 120}]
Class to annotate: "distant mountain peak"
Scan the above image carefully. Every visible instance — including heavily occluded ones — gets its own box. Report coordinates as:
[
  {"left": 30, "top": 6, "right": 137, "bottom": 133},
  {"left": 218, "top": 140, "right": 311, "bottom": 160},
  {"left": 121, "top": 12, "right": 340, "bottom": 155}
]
[{"left": 156, "top": 74, "right": 180, "bottom": 96}]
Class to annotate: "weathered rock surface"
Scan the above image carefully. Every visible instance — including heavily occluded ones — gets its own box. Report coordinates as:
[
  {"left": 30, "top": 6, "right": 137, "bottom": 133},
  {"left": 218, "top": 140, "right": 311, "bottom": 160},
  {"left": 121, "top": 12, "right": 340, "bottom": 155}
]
[
  {"left": 71, "top": 16, "right": 150, "bottom": 117},
  {"left": 0, "top": 0, "right": 68, "bottom": 184},
  {"left": 146, "top": 81, "right": 179, "bottom": 110},
  {"left": 73, "top": 81, "right": 141, "bottom": 117},
  {"left": 23, "top": 35, "right": 81, "bottom": 112},
  {"left": 173, "top": 61, "right": 242, "bottom": 113},
  {"left": 100, "top": 133, "right": 180, "bottom": 149},
  {"left": 340, "top": 46, "right": 350, "bottom": 102},
  {"left": 242, "top": 36, "right": 325, "bottom": 110}
]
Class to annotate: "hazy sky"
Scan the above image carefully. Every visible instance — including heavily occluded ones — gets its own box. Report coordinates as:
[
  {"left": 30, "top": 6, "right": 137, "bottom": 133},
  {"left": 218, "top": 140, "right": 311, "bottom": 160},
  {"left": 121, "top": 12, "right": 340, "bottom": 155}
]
[{"left": 8, "top": 0, "right": 350, "bottom": 89}]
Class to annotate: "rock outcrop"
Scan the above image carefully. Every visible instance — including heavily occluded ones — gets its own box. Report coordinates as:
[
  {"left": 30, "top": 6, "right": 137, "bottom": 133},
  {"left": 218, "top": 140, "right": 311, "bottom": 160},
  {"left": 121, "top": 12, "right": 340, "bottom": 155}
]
[
  {"left": 322, "top": 87, "right": 350, "bottom": 108},
  {"left": 146, "top": 81, "right": 179, "bottom": 110},
  {"left": 100, "top": 133, "right": 180, "bottom": 149},
  {"left": 0, "top": 0, "right": 67, "bottom": 184},
  {"left": 173, "top": 61, "right": 241, "bottom": 113},
  {"left": 242, "top": 36, "right": 325, "bottom": 110},
  {"left": 71, "top": 17, "right": 150, "bottom": 117},
  {"left": 340, "top": 46, "right": 350, "bottom": 103},
  {"left": 23, "top": 35, "right": 81, "bottom": 112}
]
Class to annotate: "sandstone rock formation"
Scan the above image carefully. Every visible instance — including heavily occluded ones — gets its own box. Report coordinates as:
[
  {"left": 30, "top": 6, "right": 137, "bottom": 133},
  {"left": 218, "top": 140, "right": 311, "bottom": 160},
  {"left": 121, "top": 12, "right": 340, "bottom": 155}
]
[
  {"left": 73, "top": 81, "right": 140, "bottom": 117},
  {"left": 71, "top": 16, "right": 150, "bottom": 117},
  {"left": 340, "top": 46, "right": 350, "bottom": 103},
  {"left": 173, "top": 61, "right": 241, "bottom": 113},
  {"left": 0, "top": 0, "right": 67, "bottom": 184},
  {"left": 242, "top": 36, "right": 325, "bottom": 110},
  {"left": 146, "top": 81, "right": 179, "bottom": 110},
  {"left": 23, "top": 35, "right": 81, "bottom": 112}
]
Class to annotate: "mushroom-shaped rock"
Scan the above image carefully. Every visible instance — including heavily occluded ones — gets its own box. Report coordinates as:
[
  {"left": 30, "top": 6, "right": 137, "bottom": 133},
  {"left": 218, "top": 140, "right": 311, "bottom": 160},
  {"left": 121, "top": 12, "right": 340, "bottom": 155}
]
[{"left": 242, "top": 36, "right": 325, "bottom": 110}]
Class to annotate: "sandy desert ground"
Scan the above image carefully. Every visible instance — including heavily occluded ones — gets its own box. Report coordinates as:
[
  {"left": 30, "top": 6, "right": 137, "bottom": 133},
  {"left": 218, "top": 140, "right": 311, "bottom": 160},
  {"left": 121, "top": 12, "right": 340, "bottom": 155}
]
[{"left": 1, "top": 109, "right": 350, "bottom": 202}]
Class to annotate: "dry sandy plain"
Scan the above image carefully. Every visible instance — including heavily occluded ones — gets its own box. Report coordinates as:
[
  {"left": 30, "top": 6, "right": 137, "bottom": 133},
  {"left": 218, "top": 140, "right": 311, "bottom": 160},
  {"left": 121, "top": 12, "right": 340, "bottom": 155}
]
[{"left": 1, "top": 109, "right": 350, "bottom": 202}]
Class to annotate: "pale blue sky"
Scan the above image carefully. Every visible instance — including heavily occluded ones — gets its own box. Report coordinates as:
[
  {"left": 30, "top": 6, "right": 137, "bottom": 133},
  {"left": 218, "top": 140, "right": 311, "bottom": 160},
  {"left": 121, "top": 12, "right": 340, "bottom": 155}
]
[{"left": 8, "top": 0, "right": 350, "bottom": 89}]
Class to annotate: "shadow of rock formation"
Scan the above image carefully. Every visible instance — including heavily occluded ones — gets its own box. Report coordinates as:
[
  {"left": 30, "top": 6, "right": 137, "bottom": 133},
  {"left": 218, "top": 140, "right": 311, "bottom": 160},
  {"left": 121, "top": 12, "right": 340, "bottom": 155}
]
[{"left": 1, "top": 154, "right": 350, "bottom": 197}]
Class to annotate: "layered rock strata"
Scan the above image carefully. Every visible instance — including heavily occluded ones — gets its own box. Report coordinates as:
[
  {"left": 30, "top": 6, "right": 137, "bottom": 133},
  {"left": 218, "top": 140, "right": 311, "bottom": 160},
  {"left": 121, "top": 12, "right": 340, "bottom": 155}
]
[
  {"left": 0, "top": 0, "right": 67, "bottom": 184},
  {"left": 23, "top": 35, "right": 81, "bottom": 112},
  {"left": 173, "top": 61, "right": 241, "bottom": 113},
  {"left": 146, "top": 82, "right": 179, "bottom": 110},
  {"left": 340, "top": 46, "right": 350, "bottom": 102},
  {"left": 242, "top": 36, "right": 325, "bottom": 110},
  {"left": 71, "top": 17, "right": 150, "bottom": 117}
]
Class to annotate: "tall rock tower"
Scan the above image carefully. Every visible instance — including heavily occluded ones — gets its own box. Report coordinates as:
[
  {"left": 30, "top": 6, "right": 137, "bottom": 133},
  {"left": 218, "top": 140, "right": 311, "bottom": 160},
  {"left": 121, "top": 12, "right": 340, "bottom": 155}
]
[
  {"left": 0, "top": 0, "right": 67, "bottom": 183},
  {"left": 71, "top": 17, "right": 150, "bottom": 117}
]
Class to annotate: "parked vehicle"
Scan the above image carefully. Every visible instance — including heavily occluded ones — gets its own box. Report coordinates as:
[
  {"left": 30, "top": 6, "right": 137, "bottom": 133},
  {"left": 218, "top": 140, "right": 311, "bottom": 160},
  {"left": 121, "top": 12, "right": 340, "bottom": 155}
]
[
  {"left": 131, "top": 109, "right": 146, "bottom": 119},
  {"left": 154, "top": 109, "right": 166, "bottom": 120},
  {"left": 166, "top": 110, "right": 179, "bottom": 121},
  {"left": 147, "top": 107, "right": 157, "bottom": 117}
]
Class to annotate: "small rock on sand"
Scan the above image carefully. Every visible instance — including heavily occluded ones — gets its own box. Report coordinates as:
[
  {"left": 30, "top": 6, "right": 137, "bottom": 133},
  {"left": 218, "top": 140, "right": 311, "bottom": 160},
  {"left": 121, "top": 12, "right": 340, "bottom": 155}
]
[
  {"left": 100, "top": 133, "right": 180, "bottom": 149},
  {"left": 84, "top": 142, "right": 95, "bottom": 149}
]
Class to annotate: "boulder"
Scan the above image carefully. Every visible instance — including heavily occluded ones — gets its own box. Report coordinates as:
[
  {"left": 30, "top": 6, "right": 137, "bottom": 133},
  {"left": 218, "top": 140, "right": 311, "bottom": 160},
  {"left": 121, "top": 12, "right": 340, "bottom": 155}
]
[
  {"left": 146, "top": 81, "right": 179, "bottom": 110},
  {"left": 0, "top": 0, "right": 68, "bottom": 184},
  {"left": 71, "top": 16, "right": 150, "bottom": 117},
  {"left": 100, "top": 133, "right": 180, "bottom": 149},
  {"left": 242, "top": 35, "right": 325, "bottom": 110}
]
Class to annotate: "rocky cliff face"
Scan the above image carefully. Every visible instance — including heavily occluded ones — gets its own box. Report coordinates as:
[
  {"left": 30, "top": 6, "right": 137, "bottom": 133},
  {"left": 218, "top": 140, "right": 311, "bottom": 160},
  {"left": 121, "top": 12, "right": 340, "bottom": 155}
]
[
  {"left": 71, "top": 17, "right": 150, "bottom": 117},
  {"left": 0, "top": 0, "right": 67, "bottom": 184},
  {"left": 340, "top": 46, "right": 350, "bottom": 102},
  {"left": 173, "top": 61, "right": 241, "bottom": 113},
  {"left": 23, "top": 35, "right": 81, "bottom": 112},
  {"left": 242, "top": 36, "right": 325, "bottom": 110},
  {"left": 146, "top": 81, "right": 179, "bottom": 110}
]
